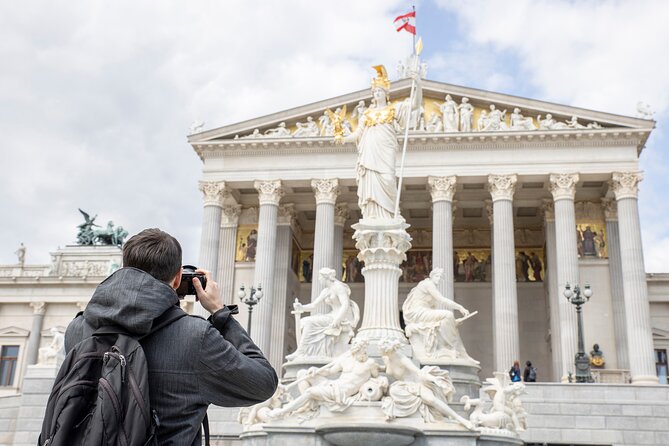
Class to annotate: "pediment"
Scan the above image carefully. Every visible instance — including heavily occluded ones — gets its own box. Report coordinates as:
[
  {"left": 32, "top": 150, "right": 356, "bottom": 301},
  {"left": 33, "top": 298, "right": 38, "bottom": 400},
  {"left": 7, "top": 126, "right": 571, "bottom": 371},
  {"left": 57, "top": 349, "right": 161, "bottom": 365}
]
[
  {"left": 188, "top": 78, "right": 654, "bottom": 145},
  {"left": 0, "top": 326, "right": 30, "bottom": 337},
  {"left": 41, "top": 326, "right": 67, "bottom": 337},
  {"left": 653, "top": 327, "right": 669, "bottom": 341}
]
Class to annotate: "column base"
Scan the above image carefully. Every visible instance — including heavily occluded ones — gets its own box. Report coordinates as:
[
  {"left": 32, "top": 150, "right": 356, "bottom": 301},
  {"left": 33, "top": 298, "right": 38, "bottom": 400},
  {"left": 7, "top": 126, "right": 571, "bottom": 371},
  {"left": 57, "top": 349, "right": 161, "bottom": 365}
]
[{"left": 631, "top": 374, "right": 660, "bottom": 385}]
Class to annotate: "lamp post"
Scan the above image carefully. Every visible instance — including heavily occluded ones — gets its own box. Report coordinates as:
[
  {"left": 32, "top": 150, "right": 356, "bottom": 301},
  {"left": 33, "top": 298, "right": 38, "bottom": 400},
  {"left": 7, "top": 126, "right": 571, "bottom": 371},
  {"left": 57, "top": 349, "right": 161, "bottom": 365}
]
[
  {"left": 238, "top": 284, "right": 263, "bottom": 336},
  {"left": 563, "top": 283, "right": 594, "bottom": 383}
]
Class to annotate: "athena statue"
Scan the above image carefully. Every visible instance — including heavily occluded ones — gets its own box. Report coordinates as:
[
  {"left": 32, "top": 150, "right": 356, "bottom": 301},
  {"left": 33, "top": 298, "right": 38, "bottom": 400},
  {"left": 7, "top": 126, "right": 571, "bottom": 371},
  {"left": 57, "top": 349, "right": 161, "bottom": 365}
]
[{"left": 340, "top": 65, "right": 422, "bottom": 220}]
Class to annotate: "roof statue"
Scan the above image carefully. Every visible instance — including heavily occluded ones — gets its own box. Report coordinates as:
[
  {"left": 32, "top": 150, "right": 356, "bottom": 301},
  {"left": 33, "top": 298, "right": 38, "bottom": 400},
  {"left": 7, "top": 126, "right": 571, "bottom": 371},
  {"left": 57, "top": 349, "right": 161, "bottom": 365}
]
[
  {"left": 189, "top": 120, "right": 205, "bottom": 134},
  {"left": 76, "top": 209, "right": 128, "bottom": 247}
]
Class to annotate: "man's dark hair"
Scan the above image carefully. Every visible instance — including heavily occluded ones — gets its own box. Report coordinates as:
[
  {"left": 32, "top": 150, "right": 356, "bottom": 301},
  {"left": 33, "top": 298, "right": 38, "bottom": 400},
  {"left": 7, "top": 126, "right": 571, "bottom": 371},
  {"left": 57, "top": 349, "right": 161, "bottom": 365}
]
[{"left": 122, "top": 228, "right": 182, "bottom": 282}]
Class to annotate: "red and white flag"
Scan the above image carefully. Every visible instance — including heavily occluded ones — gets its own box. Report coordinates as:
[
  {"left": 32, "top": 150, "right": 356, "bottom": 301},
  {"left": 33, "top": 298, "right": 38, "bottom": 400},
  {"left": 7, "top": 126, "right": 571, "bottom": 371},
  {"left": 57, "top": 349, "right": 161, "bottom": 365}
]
[{"left": 394, "top": 11, "right": 416, "bottom": 35}]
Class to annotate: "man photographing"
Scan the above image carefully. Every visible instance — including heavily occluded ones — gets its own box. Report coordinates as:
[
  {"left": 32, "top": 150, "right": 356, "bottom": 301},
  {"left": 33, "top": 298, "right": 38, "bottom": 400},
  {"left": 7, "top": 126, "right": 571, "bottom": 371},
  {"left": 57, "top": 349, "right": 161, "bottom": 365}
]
[{"left": 62, "top": 228, "right": 278, "bottom": 445}]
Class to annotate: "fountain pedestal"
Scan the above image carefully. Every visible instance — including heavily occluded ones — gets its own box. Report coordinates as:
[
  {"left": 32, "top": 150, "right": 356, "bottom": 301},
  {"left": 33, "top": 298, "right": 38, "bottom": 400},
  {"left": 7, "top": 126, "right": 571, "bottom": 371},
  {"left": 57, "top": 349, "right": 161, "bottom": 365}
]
[{"left": 352, "top": 218, "right": 411, "bottom": 346}]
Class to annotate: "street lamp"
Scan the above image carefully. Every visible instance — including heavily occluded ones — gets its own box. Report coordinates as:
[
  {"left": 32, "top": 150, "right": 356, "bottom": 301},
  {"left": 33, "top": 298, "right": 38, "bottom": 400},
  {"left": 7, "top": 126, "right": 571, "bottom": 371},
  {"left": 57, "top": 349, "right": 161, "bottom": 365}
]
[
  {"left": 563, "top": 282, "right": 594, "bottom": 383},
  {"left": 238, "top": 284, "right": 263, "bottom": 336}
]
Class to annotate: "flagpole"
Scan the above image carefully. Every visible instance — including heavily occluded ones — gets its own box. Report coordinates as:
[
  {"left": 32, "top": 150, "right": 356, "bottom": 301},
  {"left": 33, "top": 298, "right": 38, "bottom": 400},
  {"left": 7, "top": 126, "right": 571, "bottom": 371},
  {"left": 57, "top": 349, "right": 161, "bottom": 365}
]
[{"left": 412, "top": 5, "right": 416, "bottom": 55}]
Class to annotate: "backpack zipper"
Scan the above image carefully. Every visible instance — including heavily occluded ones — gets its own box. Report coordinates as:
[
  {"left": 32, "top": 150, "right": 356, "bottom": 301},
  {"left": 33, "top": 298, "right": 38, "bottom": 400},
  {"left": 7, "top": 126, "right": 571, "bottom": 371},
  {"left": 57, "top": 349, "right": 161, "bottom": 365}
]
[{"left": 103, "top": 349, "right": 127, "bottom": 383}]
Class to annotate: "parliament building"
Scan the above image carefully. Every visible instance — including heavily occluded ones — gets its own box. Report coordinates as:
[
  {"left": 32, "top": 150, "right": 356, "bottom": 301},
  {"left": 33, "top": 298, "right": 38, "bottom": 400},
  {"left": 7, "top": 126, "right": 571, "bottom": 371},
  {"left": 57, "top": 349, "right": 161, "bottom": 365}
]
[{"left": 1, "top": 66, "right": 668, "bottom": 445}]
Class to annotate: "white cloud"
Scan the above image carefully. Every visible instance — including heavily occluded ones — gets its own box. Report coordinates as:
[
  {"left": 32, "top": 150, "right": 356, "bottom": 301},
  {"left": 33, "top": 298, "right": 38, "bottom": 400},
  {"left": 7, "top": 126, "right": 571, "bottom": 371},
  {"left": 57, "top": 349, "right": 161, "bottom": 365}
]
[
  {"left": 433, "top": 0, "right": 669, "bottom": 272},
  {"left": 0, "top": 0, "right": 408, "bottom": 264}
]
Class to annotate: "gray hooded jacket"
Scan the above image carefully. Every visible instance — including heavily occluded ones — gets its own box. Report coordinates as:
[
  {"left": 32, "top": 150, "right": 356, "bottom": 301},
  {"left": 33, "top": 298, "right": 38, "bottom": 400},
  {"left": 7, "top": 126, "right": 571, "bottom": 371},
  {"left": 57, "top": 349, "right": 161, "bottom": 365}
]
[{"left": 64, "top": 267, "right": 278, "bottom": 445}]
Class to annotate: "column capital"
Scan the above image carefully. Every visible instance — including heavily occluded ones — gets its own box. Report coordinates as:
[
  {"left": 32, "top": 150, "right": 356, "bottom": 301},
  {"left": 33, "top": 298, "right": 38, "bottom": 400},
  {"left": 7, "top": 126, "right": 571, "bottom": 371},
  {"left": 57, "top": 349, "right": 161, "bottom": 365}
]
[
  {"left": 428, "top": 176, "right": 457, "bottom": 203},
  {"left": 30, "top": 301, "right": 46, "bottom": 315},
  {"left": 311, "top": 178, "right": 340, "bottom": 205},
  {"left": 549, "top": 173, "right": 579, "bottom": 201},
  {"left": 334, "top": 203, "right": 350, "bottom": 227},
  {"left": 198, "top": 181, "right": 228, "bottom": 208},
  {"left": 484, "top": 199, "right": 494, "bottom": 225},
  {"left": 610, "top": 171, "right": 643, "bottom": 200},
  {"left": 221, "top": 204, "right": 242, "bottom": 228},
  {"left": 254, "top": 180, "right": 284, "bottom": 206},
  {"left": 277, "top": 203, "right": 297, "bottom": 226},
  {"left": 487, "top": 174, "right": 517, "bottom": 201},
  {"left": 601, "top": 197, "right": 618, "bottom": 221},
  {"left": 541, "top": 198, "right": 555, "bottom": 222}
]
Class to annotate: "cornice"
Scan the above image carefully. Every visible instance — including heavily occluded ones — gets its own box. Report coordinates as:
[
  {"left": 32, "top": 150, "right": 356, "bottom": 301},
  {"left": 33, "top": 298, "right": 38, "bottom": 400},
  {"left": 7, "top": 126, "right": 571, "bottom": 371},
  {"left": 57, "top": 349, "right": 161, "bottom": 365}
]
[{"left": 192, "top": 128, "right": 649, "bottom": 160}]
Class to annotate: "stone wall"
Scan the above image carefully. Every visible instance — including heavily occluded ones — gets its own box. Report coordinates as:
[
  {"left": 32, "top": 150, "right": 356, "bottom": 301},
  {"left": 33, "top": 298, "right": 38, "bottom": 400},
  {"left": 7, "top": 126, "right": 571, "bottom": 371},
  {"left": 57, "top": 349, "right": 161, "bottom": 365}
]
[
  {"left": 1, "top": 378, "right": 669, "bottom": 445},
  {"left": 521, "top": 383, "right": 669, "bottom": 446}
]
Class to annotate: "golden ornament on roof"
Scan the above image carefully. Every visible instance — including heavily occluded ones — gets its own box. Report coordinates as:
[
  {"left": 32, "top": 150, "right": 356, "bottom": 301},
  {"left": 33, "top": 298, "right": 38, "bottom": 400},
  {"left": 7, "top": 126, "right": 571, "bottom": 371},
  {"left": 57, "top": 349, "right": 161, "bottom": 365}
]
[{"left": 325, "top": 105, "right": 347, "bottom": 143}]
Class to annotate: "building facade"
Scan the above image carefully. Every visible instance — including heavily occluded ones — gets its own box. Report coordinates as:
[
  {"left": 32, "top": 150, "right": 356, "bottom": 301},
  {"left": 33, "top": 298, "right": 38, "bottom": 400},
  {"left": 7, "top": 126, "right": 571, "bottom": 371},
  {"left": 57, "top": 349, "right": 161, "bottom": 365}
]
[{"left": 1, "top": 75, "right": 669, "bottom": 445}]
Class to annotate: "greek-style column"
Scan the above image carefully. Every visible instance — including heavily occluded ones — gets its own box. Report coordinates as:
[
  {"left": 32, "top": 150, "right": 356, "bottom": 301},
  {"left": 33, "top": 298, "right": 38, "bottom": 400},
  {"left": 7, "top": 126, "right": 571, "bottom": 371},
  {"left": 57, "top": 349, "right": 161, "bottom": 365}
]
[
  {"left": 488, "top": 174, "right": 519, "bottom": 371},
  {"left": 610, "top": 172, "right": 658, "bottom": 384},
  {"left": 252, "top": 180, "right": 284, "bottom": 353},
  {"left": 269, "top": 204, "right": 297, "bottom": 369},
  {"left": 195, "top": 181, "right": 228, "bottom": 317},
  {"left": 310, "top": 179, "right": 340, "bottom": 307},
  {"left": 542, "top": 199, "right": 562, "bottom": 381},
  {"left": 217, "top": 204, "right": 242, "bottom": 304},
  {"left": 602, "top": 198, "right": 629, "bottom": 370},
  {"left": 428, "top": 176, "right": 456, "bottom": 297},
  {"left": 333, "top": 203, "right": 349, "bottom": 280},
  {"left": 549, "top": 173, "right": 580, "bottom": 379},
  {"left": 24, "top": 302, "right": 46, "bottom": 371}
]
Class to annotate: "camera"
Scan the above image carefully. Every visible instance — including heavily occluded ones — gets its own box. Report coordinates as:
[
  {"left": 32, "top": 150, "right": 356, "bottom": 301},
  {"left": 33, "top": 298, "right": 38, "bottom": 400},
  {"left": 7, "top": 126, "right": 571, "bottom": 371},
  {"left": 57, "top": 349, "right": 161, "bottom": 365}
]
[{"left": 176, "top": 265, "right": 207, "bottom": 299}]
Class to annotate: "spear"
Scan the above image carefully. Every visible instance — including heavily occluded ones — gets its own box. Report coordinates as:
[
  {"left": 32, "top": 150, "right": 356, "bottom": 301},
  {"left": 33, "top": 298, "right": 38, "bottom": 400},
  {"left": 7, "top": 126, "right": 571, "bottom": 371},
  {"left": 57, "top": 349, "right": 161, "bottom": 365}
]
[{"left": 394, "top": 37, "right": 423, "bottom": 219}]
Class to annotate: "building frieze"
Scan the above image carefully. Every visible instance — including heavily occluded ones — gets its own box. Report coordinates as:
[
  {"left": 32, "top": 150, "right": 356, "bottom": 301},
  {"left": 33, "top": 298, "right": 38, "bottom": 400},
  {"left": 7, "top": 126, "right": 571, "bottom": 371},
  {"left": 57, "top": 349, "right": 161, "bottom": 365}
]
[{"left": 193, "top": 128, "right": 649, "bottom": 160}]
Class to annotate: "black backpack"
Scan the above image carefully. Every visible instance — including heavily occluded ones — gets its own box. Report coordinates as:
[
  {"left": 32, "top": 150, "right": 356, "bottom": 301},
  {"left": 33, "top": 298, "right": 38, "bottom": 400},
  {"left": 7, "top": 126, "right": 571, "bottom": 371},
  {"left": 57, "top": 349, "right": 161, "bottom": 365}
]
[
  {"left": 38, "top": 306, "right": 205, "bottom": 446},
  {"left": 528, "top": 366, "right": 537, "bottom": 382}
]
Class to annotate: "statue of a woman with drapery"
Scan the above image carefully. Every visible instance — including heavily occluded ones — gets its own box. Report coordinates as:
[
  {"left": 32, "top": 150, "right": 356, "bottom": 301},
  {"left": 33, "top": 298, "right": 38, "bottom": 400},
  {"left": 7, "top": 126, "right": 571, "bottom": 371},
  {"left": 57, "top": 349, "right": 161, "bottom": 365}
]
[{"left": 339, "top": 65, "right": 422, "bottom": 220}]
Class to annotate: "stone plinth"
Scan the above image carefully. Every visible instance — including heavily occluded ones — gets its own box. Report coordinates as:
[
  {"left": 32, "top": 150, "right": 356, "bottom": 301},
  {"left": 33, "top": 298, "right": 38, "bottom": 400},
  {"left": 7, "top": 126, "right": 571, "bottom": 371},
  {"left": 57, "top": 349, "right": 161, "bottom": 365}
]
[
  {"left": 241, "top": 402, "right": 524, "bottom": 446},
  {"left": 13, "top": 364, "right": 59, "bottom": 446},
  {"left": 352, "top": 218, "right": 412, "bottom": 345}
]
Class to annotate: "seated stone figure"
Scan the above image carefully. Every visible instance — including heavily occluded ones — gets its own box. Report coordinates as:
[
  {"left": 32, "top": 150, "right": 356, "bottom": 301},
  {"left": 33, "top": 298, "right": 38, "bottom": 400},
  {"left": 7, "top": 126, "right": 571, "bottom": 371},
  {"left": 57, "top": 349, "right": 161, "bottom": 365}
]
[
  {"left": 287, "top": 267, "right": 360, "bottom": 361},
  {"left": 402, "top": 268, "right": 478, "bottom": 364},
  {"left": 38, "top": 327, "right": 65, "bottom": 365},
  {"left": 269, "top": 339, "right": 383, "bottom": 420},
  {"left": 379, "top": 339, "right": 474, "bottom": 429}
]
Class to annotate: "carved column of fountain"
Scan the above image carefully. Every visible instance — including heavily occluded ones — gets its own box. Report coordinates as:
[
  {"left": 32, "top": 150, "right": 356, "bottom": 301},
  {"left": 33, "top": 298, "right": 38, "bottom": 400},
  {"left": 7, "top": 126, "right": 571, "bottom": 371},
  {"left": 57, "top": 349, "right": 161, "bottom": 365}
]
[{"left": 352, "top": 218, "right": 411, "bottom": 347}]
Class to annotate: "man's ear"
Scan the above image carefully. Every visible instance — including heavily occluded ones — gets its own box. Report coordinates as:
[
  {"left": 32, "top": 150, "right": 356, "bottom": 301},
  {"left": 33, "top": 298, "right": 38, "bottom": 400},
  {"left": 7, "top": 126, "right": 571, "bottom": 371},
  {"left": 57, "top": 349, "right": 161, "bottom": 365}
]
[{"left": 170, "top": 269, "right": 182, "bottom": 290}]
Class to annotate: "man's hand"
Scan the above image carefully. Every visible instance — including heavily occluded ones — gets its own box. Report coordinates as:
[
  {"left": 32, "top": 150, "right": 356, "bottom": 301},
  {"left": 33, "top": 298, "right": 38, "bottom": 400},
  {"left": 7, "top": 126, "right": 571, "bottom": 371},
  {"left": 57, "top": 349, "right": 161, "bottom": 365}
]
[{"left": 193, "top": 268, "right": 224, "bottom": 314}]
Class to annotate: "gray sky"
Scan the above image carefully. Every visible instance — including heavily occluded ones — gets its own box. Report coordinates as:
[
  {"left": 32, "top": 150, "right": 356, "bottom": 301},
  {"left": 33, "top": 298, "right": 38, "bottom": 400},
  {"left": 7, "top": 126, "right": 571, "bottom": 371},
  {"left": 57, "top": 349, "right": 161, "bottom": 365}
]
[{"left": 2, "top": 0, "right": 669, "bottom": 272}]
